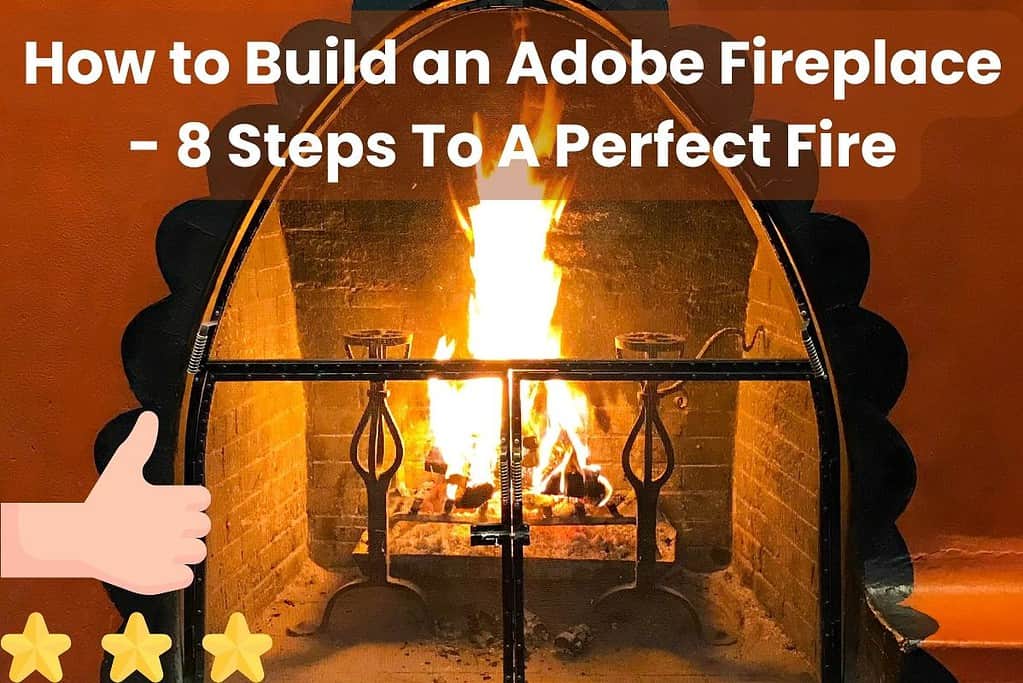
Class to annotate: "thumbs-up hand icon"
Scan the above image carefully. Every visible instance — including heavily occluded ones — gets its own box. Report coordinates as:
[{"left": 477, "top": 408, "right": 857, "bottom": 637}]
[
  {"left": 82, "top": 411, "right": 212, "bottom": 593},
  {"left": 0, "top": 412, "right": 211, "bottom": 595}
]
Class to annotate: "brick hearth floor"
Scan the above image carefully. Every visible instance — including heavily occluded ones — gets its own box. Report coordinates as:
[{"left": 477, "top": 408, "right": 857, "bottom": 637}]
[{"left": 230, "top": 560, "right": 815, "bottom": 682}]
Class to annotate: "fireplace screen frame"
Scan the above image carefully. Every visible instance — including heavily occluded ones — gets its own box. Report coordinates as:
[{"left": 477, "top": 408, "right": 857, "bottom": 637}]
[
  {"left": 183, "top": 357, "right": 838, "bottom": 682},
  {"left": 174, "top": 3, "right": 847, "bottom": 681}
]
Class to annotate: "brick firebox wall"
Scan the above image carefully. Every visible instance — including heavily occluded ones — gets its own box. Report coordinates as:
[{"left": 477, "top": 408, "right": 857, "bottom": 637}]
[
  {"left": 275, "top": 199, "right": 757, "bottom": 570},
  {"left": 204, "top": 207, "right": 309, "bottom": 629},
  {"left": 733, "top": 240, "right": 821, "bottom": 663}
]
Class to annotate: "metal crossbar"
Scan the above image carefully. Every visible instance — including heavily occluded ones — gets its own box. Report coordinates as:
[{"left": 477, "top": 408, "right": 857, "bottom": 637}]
[{"left": 204, "top": 358, "right": 821, "bottom": 382}]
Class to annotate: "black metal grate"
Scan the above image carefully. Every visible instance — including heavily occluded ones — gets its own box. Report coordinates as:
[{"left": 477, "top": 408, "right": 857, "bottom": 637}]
[{"left": 184, "top": 353, "right": 833, "bottom": 682}]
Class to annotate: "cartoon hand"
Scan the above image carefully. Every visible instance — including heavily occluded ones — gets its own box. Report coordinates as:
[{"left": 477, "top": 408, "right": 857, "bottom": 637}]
[
  {"left": 82, "top": 411, "right": 212, "bottom": 593},
  {"left": 0, "top": 412, "right": 212, "bottom": 595}
]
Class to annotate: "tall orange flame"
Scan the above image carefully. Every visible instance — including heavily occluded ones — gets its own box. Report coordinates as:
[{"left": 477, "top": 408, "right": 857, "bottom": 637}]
[{"left": 428, "top": 85, "right": 610, "bottom": 508}]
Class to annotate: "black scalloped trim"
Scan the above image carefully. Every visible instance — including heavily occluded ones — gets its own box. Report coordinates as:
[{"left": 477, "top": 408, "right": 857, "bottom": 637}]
[{"left": 93, "top": 5, "right": 950, "bottom": 681}]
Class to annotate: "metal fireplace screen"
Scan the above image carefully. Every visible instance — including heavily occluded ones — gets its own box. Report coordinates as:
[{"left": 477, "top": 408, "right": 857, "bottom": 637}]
[
  {"left": 179, "top": 4, "right": 840, "bottom": 681},
  {"left": 186, "top": 353, "right": 832, "bottom": 683}
]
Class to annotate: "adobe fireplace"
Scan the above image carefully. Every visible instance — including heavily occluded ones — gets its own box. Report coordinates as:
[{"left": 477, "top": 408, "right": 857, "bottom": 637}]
[{"left": 169, "top": 2, "right": 843, "bottom": 682}]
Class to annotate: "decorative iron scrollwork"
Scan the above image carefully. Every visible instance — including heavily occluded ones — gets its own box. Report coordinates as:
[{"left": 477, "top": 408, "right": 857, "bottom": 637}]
[{"left": 292, "top": 329, "right": 425, "bottom": 636}]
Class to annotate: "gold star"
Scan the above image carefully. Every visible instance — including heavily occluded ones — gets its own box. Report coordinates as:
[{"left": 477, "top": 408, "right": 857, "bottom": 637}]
[
  {"left": 101, "top": 612, "right": 172, "bottom": 682},
  {"left": 1, "top": 613, "right": 71, "bottom": 683},
  {"left": 202, "top": 613, "right": 272, "bottom": 682}
]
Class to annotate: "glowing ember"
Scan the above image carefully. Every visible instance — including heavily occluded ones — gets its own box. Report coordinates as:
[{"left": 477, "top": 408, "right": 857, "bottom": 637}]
[{"left": 427, "top": 88, "right": 611, "bottom": 510}]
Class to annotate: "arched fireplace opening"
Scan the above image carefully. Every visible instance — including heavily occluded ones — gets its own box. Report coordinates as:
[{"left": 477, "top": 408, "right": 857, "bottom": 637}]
[{"left": 170, "top": 3, "right": 841, "bottom": 681}]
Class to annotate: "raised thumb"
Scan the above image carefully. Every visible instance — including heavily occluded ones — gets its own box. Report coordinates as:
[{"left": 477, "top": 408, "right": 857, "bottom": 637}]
[{"left": 101, "top": 411, "right": 160, "bottom": 481}]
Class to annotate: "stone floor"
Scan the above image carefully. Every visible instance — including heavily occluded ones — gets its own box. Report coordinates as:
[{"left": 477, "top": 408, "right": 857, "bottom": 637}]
[{"left": 238, "top": 560, "right": 814, "bottom": 682}]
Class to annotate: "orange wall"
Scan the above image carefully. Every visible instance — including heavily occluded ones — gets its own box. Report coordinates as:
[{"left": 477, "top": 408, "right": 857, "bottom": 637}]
[
  {"left": 1, "top": 2, "right": 1020, "bottom": 681},
  {"left": 0, "top": 2, "right": 345, "bottom": 679}
]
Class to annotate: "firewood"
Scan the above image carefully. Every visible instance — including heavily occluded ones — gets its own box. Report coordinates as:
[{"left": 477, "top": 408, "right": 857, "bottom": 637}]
[
  {"left": 424, "top": 447, "right": 448, "bottom": 475},
  {"left": 456, "top": 483, "right": 495, "bottom": 509},
  {"left": 564, "top": 470, "right": 585, "bottom": 498}
]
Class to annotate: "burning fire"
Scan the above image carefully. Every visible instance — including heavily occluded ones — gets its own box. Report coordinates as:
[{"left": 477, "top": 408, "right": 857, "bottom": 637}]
[{"left": 427, "top": 87, "right": 612, "bottom": 510}]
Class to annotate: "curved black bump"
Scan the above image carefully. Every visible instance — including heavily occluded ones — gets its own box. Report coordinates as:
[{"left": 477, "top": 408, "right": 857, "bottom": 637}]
[
  {"left": 844, "top": 403, "right": 916, "bottom": 535},
  {"left": 120, "top": 302, "right": 186, "bottom": 409},
  {"left": 901, "top": 648, "right": 958, "bottom": 683},
  {"left": 862, "top": 526, "right": 940, "bottom": 649},
  {"left": 124, "top": 200, "right": 247, "bottom": 410},
  {"left": 820, "top": 307, "right": 909, "bottom": 415},
  {"left": 786, "top": 213, "right": 870, "bottom": 311},
  {"left": 155, "top": 199, "right": 248, "bottom": 291}
]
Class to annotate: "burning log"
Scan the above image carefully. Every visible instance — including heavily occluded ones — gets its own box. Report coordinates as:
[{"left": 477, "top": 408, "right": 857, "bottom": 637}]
[
  {"left": 424, "top": 447, "right": 448, "bottom": 475},
  {"left": 583, "top": 472, "right": 610, "bottom": 502},
  {"left": 542, "top": 472, "right": 566, "bottom": 496},
  {"left": 606, "top": 493, "right": 627, "bottom": 518},
  {"left": 408, "top": 480, "right": 435, "bottom": 516},
  {"left": 563, "top": 470, "right": 585, "bottom": 498},
  {"left": 456, "top": 483, "right": 495, "bottom": 509},
  {"left": 543, "top": 464, "right": 612, "bottom": 506},
  {"left": 446, "top": 472, "right": 468, "bottom": 490}
]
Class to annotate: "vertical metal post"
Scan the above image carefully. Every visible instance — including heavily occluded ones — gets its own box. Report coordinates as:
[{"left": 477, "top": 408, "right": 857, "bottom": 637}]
[
  {"left": 473, "top": 372, "right": 530, "bottom": 682},
  {"left": 498, "top": 374, "right": 516, "bottom": 681},
  {"left": 508, "top": 373, "right": 527, "bottom": 682},
  {"left": 183, "top": 370, "right": 215, "bottom": 683},
  {"left": 812, "top": 376, "right": 844, "bottom": 682}
]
